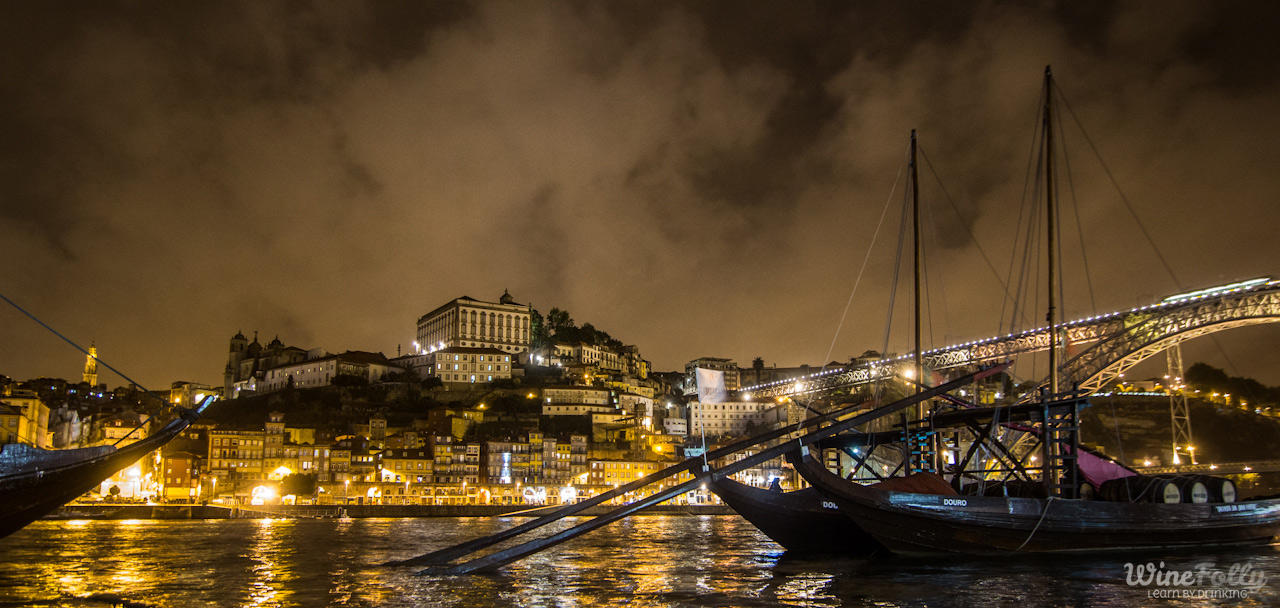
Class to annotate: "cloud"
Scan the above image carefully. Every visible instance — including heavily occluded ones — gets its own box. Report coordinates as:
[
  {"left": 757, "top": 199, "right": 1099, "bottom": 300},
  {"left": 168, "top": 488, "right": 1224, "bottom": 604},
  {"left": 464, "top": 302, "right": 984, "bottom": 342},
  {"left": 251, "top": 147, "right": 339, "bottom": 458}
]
[{"left": 3, "top": 1, "right": 1280, "bottom": 390}]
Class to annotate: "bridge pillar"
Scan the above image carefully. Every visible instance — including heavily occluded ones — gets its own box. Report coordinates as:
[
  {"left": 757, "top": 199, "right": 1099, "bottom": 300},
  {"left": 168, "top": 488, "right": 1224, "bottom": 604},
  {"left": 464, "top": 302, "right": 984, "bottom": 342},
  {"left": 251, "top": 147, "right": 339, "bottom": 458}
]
[{"left": 1167, "top": 344, "right": 1196, "bottom": 464}]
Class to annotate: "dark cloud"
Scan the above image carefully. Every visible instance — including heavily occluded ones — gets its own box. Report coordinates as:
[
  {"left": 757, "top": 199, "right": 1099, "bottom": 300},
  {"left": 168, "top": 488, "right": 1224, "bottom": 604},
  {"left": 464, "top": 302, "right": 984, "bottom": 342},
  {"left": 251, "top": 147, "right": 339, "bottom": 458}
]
[{"left": 4, "top": 1, "right": 1280, "bottom": 391}]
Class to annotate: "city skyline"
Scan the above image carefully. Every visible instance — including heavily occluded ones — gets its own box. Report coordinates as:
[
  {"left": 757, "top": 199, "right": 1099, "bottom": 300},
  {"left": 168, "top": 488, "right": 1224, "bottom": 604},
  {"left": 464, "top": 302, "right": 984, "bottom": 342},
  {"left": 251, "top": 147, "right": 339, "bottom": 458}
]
[{"left": 4, "top": 2, "right": 1280, "bottom": 390}]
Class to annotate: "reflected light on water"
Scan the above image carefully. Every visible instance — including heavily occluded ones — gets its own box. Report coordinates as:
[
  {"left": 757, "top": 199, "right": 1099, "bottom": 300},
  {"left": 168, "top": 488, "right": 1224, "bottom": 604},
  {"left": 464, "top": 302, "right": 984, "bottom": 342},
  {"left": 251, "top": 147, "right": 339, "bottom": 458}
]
[
  {"left": 244, "top": 517, "right": 295, "bottom": 607},
  {"left": 776, "top": 572, "right": 837, "bottom": 607},
  {"left": 2, "top": 517, "right": 1278, "bottom": 606}
]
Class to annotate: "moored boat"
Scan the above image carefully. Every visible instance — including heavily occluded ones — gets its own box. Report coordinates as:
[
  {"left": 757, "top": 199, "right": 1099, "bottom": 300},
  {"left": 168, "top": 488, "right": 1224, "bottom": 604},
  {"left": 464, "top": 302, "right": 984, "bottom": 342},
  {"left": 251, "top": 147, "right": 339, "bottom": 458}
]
[
  {"left": 789, "top": 444, "right": 1280, "bottom": 555},
  {"left": 0, "top": 406, "right": 205, "bottom": 539},
  {"left": 709, "top": 475, "right": 883, "bottom": 555}
]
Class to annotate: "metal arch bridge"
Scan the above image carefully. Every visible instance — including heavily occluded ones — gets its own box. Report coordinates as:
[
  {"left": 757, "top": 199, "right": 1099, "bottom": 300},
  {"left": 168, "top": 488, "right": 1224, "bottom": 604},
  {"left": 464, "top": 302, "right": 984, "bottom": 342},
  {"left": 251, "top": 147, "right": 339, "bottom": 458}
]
[{"left": 743, "top": 278, "right": 1280, "bottom": 399}]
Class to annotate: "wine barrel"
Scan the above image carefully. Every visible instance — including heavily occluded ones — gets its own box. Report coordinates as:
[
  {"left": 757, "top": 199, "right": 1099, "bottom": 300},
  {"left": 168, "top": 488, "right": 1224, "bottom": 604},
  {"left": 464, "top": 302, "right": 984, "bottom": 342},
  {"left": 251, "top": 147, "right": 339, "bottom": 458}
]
[
  {"left": 1099, "top": 476, "right": 1182, "bottom": 504},
  {"left": 1152, "top": 475, "right": 1210, "bottom": 503},
  {"left": 1187, "top": 475, "right": 1237, "bottom": 503}
]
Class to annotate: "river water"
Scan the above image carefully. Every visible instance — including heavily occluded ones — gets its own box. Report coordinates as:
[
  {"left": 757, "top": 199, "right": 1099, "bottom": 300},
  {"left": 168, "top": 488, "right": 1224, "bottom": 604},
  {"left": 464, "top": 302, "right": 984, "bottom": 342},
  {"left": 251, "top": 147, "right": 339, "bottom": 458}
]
[{"left": 1, "top": 516, "right": 1277, "bottom": 607}]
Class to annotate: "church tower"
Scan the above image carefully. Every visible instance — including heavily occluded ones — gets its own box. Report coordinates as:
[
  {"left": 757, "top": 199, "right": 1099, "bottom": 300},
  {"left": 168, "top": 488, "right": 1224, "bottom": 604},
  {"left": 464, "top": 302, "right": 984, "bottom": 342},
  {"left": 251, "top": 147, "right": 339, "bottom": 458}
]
[
  {"left": 224, "top": 331, "right": 249, "bottom": 398},
  {"left": 83, "top": 344, "right": 98, "bottom": 386}
]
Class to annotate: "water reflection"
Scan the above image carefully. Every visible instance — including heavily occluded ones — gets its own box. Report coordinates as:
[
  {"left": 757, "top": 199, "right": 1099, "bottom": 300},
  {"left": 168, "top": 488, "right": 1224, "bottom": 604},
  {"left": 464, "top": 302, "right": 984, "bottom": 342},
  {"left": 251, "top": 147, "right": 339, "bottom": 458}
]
[{"left": 0, "top": 517, "right": 1277, "bottom": 606}]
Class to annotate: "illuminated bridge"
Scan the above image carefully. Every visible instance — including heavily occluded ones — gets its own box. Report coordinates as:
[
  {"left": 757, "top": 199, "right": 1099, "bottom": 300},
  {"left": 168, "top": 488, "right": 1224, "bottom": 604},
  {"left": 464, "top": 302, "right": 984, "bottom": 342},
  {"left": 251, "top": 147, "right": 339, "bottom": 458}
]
[{"left": 744, "top": 278, "right": 1280, "bottom": 399}]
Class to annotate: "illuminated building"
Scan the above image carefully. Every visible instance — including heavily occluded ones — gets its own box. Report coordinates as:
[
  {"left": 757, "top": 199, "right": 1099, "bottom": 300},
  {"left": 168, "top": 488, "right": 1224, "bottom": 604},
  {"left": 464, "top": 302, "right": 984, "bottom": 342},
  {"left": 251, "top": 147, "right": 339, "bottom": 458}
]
[
  {"left": 430, "top": 435, "right": 480, "bottom": 484},
  {"left": 161, "top": 450, "right": 200, "bottom": 502},
  {"left": 687, "top": 397, "right": 788, "bottom": 438},
  {"left": 0, "top": 403, "right": 23, "bottom": 444},
  {"left": 256, "top": 350, "right": 401, "bottom": 394},
  {"left": 95, "top": 410, "right": 145, "bottom": 446},
  {"left": 207, "top": 428, "right": 265, "bottom": 498},
  {"left": 379, "top": 448, "right": 433, "bottom": 483},
  {"left": 0, "top": 388, "right": 49, "bottom": 447},
  {"left": 223, "top": 332, "right": 308, "bottom": 397},
  {"left": 683, "top": 358, "right": 741, "bottom": 395},
  {"left": 588, "top": 459, "right": 663, "bottom": 487},
  {"left": 415, "top": 346, "right": 514, "bottom": 388},
  {"left": 415, "top": 291, "right": 532, "bottom": 356},
  {"left": 481, "top": 432, "right": 587, "bottom": 486}
]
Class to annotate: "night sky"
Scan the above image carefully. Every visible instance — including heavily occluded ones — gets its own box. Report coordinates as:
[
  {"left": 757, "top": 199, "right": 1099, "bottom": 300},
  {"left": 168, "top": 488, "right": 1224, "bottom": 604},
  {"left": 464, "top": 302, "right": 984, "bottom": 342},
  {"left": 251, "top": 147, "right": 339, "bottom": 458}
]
[{"left": 4, "top": 1, "right": 1280, "bottom": 392}]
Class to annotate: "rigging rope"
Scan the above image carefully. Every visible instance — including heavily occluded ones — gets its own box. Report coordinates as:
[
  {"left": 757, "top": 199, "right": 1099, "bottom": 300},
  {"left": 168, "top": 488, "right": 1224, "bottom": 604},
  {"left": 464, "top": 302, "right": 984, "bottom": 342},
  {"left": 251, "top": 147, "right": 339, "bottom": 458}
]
[
  {"left": 1055, "top": 104, "right": 1099, "bottom": 314},
  {"left": 821, "top": 165, "right": 903, "bottom": 369},
  {"left": 918, "top": 148, "right": 1033, "bottom": 332},
  {"left": 1053, "top": 81, "right": 1184, "bottom": 293},
  {"left": 0, "top": 290, "right": 170, "bottom": 446},
  {"left": 877, "top": 164, "right": 915, "bottom": 404},
  {"left": 1009, "top": 496, "right": 1059, "bottom": 554},
  {"left": 1003, "top": 82, "right": 1051, "bottom": 342}
]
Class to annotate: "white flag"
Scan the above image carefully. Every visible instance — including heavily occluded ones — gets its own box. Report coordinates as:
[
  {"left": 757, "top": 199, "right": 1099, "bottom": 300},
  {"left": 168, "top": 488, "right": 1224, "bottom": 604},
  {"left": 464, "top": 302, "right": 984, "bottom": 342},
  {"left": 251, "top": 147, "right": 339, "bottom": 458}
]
[{"left": 695, "top": 368, "right": 726, "bottom": 404}]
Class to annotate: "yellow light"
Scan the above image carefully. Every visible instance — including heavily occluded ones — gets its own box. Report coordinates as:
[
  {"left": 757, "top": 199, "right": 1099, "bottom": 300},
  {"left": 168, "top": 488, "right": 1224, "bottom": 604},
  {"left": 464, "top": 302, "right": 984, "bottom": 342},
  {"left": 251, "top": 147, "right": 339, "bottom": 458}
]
[{"left": 274, "top": 466, "right": 293, "bottom": 478}]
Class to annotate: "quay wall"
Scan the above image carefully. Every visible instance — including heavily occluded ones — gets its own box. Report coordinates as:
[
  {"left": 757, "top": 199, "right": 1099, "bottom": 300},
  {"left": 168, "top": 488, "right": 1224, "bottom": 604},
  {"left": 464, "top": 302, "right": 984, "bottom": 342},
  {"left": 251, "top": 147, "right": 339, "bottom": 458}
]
[{"left": 46, "top": 503, "right": 734, "bottom": 520}]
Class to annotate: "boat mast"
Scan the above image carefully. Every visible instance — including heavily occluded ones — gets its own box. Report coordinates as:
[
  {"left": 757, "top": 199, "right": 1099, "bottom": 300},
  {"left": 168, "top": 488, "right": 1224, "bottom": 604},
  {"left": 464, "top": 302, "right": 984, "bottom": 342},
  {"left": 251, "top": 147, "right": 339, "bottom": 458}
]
[
  {"left": 911, "top": 129, "right": 922, "bottom": 392},
  {"left": 909, "top": 129, "right": 936, "bottom": 473},
  {"left": 1044, "top": 66, "right": 1059, "bottom": 395}
]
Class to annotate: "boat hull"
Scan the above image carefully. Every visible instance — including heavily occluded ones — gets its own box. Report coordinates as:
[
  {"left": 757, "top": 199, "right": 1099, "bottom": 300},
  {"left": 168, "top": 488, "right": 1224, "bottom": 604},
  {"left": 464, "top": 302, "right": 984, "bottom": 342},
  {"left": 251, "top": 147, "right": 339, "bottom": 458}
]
[
  {"left": 0, "top": 412, "right": 199, "bottom": 539},
  {"left": 709, "top": 476, "right": 883, "bottom": 556},
  {"left": 793, "top": 450, "right": 1280, "bottom": 556}
]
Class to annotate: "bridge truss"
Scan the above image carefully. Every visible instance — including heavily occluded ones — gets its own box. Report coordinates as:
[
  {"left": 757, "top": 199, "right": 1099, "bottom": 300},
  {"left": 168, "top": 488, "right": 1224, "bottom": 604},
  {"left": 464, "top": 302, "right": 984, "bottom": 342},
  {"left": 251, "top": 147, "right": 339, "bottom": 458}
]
[{"left": 743, "top": 278, "right": 1280, "bottom": 400}]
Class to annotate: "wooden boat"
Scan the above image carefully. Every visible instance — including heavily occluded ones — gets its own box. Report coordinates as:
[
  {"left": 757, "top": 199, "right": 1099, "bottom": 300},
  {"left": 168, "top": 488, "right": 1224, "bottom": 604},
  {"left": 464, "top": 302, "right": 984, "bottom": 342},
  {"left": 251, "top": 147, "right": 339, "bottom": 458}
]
[
  {"left": 0, "top": 406, "right": 204, "bottom": 539},
  {"left": 776, "top": 66, "right": 1280, "bottom": 557},
  {"left": 790, "top": 444, "right": 1280, "bottom": 555},
  {"left": 709, "top": 476, "right": 883, "bottom": 555}
]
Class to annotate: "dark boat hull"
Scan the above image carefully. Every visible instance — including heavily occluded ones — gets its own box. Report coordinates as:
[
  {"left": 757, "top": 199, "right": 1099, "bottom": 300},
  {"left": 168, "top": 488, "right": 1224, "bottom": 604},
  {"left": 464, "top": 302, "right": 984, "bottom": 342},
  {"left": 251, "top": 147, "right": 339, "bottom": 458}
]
[
  {"left": 0, "top": 411, "right": 199, "bottom": 539},
  {"left": 793, "top": 449, "right": 1280, "bottom": 556},
  {"left": 709, "top": 476, "right": 883, "bottom": 556}
]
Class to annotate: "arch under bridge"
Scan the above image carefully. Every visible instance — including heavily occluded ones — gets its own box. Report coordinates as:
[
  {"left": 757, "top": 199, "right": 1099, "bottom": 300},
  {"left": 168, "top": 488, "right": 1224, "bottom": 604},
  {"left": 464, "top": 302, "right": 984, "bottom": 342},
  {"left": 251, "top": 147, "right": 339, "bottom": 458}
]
[{"left": 743, "top": 278, "right": 1280, "bottom": 399}]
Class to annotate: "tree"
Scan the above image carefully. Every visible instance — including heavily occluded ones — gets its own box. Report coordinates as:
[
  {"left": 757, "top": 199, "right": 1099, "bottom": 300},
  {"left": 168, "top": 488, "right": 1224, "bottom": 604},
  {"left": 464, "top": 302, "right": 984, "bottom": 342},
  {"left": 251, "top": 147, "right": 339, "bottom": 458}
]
[
  {"left": 529, "top": 310, "right": 550, "bottom": 350},
  {"left": 331, "top": 374, "right": 369, "bottom": 387},
  {"left": 546, "top": 308, "right": 574, "bottom": 336},
  {"left": 281, "top": 473, "right": 317, "bottom": 497},
  {"left": 752, "top": 357, "right": 765, "bottom": 384}
]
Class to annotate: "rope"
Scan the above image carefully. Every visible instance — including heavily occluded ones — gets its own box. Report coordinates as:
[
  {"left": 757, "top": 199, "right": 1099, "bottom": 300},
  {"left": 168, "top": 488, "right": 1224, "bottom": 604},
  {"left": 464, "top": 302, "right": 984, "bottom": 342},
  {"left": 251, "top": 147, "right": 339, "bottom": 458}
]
[
  {"left": 1053, "top": 81, "right": 1184, "bottom": 293},
  {"left": 1055, "top": 107, "right": 1098, "bottom": 314},
  {"left": 881, "top": 167, "right": 913, "bottom": 370},
  {"left": 821, "top": 165, "right": 902, "bottom": 368},
  {"left": 0, "top": 290, "right": 168, "bottom": 445},
  {"left": 919, "top": 148, "right": 1033, "bottom": 332},
  {"left": 1009, "top": 496, "right": 1058, "bottom": 554}
]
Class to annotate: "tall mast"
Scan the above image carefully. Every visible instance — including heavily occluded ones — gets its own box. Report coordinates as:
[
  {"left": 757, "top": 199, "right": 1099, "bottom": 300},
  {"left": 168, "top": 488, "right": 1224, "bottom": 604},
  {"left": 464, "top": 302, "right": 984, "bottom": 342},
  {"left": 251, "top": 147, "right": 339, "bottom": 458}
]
[
  {"left": 910, "top": 129, "right": 922, "bottom": 393},
  {"left": 1044, "top": 66, "right": 1059, "bottom": 395}
]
